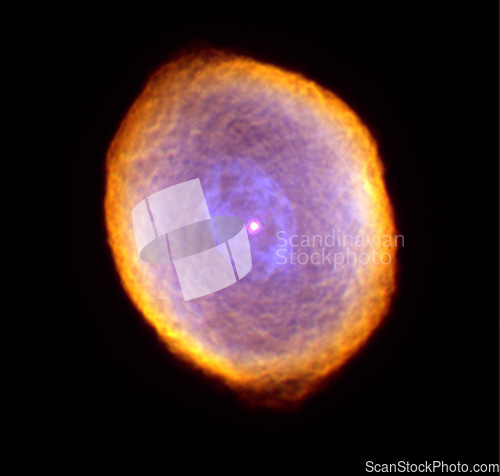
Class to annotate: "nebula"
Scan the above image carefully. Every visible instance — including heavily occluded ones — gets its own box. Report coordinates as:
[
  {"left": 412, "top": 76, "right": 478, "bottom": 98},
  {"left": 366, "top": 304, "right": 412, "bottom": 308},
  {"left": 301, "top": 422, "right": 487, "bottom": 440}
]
[{"left": 104, "top": 50, "right": 397, "bottom": 408}]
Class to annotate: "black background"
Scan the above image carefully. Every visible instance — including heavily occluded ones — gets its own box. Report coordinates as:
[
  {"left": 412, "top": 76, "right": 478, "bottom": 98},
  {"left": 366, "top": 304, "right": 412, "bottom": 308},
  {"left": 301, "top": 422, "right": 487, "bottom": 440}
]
[{"left": 12, "top": 4, "right": 498, "bottom": 473}]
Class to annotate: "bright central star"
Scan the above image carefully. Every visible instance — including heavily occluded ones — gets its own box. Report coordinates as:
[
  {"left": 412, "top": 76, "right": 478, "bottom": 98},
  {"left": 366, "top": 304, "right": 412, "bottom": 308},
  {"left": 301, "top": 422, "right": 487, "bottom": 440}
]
[{"left": 248, "top": 220, "right": 261, "bottom": 234}]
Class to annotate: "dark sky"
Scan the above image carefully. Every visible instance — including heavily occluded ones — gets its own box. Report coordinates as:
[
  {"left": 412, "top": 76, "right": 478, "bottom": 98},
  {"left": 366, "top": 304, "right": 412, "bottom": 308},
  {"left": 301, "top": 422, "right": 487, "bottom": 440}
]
[{"left": 11, "top": 4, "right": 498, "bottom": 473}]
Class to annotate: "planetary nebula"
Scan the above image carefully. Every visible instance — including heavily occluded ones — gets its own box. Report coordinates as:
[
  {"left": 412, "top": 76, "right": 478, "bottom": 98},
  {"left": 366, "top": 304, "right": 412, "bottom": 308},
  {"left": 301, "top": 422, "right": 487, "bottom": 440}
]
[{"left": 105, "top": 50, "right": 397, "bottom": 407}]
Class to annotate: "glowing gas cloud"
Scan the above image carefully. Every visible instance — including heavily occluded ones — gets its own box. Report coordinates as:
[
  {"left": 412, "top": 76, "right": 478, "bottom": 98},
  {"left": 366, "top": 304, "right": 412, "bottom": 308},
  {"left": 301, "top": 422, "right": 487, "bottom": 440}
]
[{"left": 105, "top": 50, "right": 398, "bottom": 408}]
